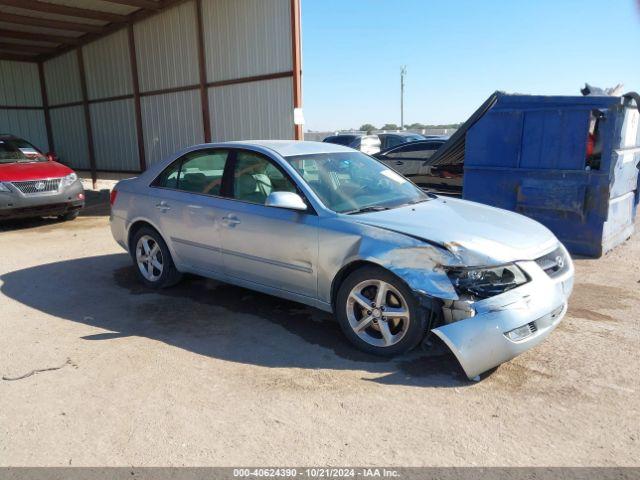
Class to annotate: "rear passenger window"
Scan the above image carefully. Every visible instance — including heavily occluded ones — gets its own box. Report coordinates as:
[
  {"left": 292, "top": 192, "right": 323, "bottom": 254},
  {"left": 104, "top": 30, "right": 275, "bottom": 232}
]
[
  {"left": 178, "top": 150, "right": 228, "bottom": 195},
  {"left": 152, "top": 150, "right": 229, "bottom": 196}
]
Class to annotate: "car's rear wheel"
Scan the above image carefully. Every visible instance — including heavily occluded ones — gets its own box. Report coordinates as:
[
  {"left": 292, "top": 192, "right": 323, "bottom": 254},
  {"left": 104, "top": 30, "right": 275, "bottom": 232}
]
[
  {"left": 336, "top": 266, "right": 427, "bottom": 356},
  {"left": 131, "top": 227, "right": 182, "bottom": 288}
]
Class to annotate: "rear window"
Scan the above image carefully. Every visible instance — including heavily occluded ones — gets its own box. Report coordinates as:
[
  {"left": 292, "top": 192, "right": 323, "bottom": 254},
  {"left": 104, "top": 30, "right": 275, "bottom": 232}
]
[{"left": 0, "top": 138, "right": 46, "bottom": 164}]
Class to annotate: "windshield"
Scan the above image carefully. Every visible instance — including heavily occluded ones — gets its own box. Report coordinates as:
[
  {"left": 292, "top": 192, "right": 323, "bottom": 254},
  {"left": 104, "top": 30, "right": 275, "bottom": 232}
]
[
  {"left": 0, "top": 139, "right": 46, "bottom": 164},
  {"left": 285, "top": 151, "right": 429, "bottom": 214}
]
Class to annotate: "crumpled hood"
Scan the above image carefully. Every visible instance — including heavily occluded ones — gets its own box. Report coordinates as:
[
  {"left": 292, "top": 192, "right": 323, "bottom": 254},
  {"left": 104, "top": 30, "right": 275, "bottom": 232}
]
[{"left": 357, "top": 197, "right": 558, "bottom": 265}]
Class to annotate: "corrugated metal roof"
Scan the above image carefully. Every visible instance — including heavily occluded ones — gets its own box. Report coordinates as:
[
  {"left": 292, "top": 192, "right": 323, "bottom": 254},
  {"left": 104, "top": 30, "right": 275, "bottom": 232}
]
[
  {"left": 0, "top": 21, "right": 84, "bottom": 38},
  {"left": 0, "top": 5, "right": 108, "bottom": 26},
  {"left": 39, "top": 0, "right": 141, "bottom": 16},
  {"left": 0, "top": 0, "right": 166, "bottom": 60}
]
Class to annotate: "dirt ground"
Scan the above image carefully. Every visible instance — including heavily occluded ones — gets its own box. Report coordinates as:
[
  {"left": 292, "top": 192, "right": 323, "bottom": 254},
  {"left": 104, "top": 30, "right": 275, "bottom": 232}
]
[{"left": 0, "top": 193, "right": 638, "bottom": 467}]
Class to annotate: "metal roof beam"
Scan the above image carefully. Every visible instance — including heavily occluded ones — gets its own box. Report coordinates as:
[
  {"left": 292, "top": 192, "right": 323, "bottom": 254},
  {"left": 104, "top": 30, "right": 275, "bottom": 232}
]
[
  {"left": 102, "top": 0, "right": 161, "bottom": 10},
  {"left": 0, "top": 42, "right": 57, "bottom": 54},
  {"left": 0, "top": 0, "right": 128, "bottom": 23},
  {"left": 0, "top": 52, "right": 38, "bottom": 62},
  {"left": 0, "top": 13, "right": 104, "bottom": 33},
  {"left": 0, "top": 28, "right": 82, "bottom": 45}
]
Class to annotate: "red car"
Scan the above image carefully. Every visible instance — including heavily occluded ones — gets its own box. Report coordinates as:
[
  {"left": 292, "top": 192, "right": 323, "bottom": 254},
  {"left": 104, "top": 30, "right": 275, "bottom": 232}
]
[{"left": 0, "top": 134, "right": 84, "bottom": 221}]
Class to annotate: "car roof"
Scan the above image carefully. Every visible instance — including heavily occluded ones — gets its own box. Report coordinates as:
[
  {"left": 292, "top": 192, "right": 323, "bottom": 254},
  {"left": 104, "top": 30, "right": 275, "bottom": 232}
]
[
  {"left": 220, "top": 140, "right": 356, "bottom": 156},
  {"left": 379, "top": 132, "right": 423, "bottom": 137},
  {"left": 377, "top": 138, "right": 448, "bottom": 155}
]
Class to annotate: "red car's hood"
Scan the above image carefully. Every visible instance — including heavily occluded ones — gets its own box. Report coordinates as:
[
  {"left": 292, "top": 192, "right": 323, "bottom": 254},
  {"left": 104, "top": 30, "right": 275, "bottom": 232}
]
[{"left": 0, "top": 161, "right": 74, "bottom": 182}]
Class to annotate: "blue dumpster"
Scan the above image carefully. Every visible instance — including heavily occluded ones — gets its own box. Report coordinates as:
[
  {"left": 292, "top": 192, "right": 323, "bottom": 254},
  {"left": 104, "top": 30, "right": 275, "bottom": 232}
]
[{"left": 461, "top": 93, "right": 640, "bottom": 257}]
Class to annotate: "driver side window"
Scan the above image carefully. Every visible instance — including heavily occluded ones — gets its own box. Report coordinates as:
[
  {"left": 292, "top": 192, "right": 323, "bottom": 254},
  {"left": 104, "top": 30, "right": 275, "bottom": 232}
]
[{"left": 231, "top": 151, "right": 297, "bottom": 205}]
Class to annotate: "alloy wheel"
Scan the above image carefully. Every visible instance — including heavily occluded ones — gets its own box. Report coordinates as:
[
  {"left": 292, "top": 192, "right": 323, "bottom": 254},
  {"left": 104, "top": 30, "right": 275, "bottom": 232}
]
[
  {"left": 136, "top": 235, "right": 164, "bottom": 282},
  {"left": 346, "top": 279, "right": 411, "bottom": 347}
]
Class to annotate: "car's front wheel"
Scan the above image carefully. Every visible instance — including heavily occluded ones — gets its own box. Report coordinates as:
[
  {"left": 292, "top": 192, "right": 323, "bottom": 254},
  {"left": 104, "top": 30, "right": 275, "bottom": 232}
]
[
  {"left": 131, "top": 227, "right": 182, "bottom": 288},
  {"left": 336, "top": 266, "right": 428, "bottom": 356},
  {"left": 58, "top": 210, "right": 79, "bottom": 221}
]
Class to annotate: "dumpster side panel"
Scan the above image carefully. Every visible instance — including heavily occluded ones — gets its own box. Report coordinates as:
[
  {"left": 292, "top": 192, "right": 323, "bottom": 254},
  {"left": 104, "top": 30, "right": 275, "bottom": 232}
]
[
  {"left": 462, "top": 94, "right": 638, "bottom": 258},
  {"left": 520, "top": 109, "right": 590, "bottom": 171}
]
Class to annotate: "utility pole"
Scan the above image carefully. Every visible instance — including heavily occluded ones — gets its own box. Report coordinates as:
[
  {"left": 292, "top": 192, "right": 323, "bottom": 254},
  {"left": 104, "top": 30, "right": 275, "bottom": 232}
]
[{"left": 400, "top": 66, "right": 407, "bottom": 131}]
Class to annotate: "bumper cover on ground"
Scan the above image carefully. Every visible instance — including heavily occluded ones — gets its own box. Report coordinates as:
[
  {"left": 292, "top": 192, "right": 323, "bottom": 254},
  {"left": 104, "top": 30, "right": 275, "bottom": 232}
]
[{"left": 431, "top": 259, "right": 574, "bottom": 379}]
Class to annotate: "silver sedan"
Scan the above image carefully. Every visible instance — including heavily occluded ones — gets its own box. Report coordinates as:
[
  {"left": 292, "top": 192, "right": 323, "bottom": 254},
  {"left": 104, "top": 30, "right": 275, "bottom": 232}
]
[{"left": 110, "top": 141, "right": 574, "bottom": 379}]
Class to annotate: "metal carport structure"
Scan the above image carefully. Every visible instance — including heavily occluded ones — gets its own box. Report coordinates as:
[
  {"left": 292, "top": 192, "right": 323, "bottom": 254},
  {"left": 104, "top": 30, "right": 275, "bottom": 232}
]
[{"left": 0, "top": 0, "right": 302, "bottom": 184}]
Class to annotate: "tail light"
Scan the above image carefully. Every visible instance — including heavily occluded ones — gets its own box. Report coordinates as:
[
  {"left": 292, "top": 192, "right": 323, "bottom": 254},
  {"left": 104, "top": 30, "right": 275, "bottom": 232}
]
[{"left": 110, "top": 188, "right": 118, "bottom": 206}]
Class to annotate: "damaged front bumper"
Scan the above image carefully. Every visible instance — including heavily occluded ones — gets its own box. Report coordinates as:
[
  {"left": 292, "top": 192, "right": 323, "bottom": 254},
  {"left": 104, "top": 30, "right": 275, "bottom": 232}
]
[{"left": 431, "top": 256, "right": 574, "bottom": 379}]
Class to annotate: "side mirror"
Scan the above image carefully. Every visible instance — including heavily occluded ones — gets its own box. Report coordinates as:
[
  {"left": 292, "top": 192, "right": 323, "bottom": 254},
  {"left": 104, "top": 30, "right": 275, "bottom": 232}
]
[
  {"left": 46, "top": 152, "right": 58, "bottom": 162},
  {"left": 265, "top": 191, "right": 307, "bottom": 211}
]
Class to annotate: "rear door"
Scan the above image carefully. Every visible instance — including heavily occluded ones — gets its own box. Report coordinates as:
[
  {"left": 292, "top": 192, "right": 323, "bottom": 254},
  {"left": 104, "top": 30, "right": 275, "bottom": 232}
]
[
  {"left": 218, "top": 149, "right": 319, "bottom": 298},
  {"left": 149, "top": 149, "right": 230, "bottom": 274}
]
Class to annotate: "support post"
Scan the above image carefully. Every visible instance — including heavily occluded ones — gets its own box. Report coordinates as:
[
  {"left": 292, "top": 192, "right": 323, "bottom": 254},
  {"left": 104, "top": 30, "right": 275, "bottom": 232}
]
[
  {"left": 37, "top": 61, "right": 54, "bottom": 153},
  {"left": 77, "top": 48, "right": 97, "bottom": 188},
  {"left": 128, "top": 24, "right": 147, "bottom": 171},
  {"left": 195, "top": 0, "right": 212, "bottom": 143},
  {"left": 290, "top": 0, "right": 302, "bottom": 140}
]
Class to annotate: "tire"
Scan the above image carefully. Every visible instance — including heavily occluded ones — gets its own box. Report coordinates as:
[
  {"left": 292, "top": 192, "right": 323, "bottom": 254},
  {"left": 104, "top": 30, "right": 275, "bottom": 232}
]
[
  {"left": 58, "top": 210, "right": 79, "bottom": 221},
  {"left": 336, "top": 265, "right": 428, "bottom": 356},
  {"left": 131, "top": 226, "right": 182, "bottom": 288}
]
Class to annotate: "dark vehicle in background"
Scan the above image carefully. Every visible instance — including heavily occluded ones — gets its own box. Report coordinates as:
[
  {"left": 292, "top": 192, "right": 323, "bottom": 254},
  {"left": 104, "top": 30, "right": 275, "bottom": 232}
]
[
  {"left": 0, "top": 134, "right": 84, "bottom": 221},
  {"left": 377, "top": 132, "right": 425, "bottom": 150},
  {"left": 374, "top": 137, "right": 462, "bottom": 195},
  {"left": 322, "top": 134, "right": 381, "bottom": 155}
]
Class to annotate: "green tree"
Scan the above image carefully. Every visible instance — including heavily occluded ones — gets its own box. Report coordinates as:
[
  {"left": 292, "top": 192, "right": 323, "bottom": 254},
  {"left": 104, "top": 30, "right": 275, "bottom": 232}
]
[
  {"left": 359, "top": 123, "right": 376, "bottom": 134},
  {"left": 380, "top": 123, "right": 399, "bottom": 131}
]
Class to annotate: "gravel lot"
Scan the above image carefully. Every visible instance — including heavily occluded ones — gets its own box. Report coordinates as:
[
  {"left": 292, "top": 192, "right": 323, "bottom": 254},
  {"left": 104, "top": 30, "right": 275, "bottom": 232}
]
[{"left": 1, "top": 193, "right": 638, "bottom": 466}]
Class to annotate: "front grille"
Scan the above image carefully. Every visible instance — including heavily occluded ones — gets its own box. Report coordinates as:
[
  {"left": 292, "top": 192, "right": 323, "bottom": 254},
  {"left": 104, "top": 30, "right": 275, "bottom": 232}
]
[
  {"left": 535, "top": 246, "right": 570, "bottom": 278},
  {"left": 10, "top": 178, "right": 61, "bottom": 195}
]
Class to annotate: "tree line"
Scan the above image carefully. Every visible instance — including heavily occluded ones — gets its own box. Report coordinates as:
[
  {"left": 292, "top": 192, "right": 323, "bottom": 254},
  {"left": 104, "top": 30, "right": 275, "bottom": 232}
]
[{"left": 358, "top": 123, "right": 461, "bottom": 133}]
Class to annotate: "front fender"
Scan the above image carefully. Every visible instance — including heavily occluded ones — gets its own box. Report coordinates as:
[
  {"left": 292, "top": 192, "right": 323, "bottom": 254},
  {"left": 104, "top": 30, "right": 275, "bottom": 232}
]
[{"left": 318, "top": 218, "right": 460, "bottom": 305}]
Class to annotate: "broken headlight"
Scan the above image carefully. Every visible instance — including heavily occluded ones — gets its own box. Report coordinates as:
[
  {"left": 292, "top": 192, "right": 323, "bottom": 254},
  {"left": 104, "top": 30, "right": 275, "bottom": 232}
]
[{"left": 446, "top": 264, "right": 529, "bottom": 300}]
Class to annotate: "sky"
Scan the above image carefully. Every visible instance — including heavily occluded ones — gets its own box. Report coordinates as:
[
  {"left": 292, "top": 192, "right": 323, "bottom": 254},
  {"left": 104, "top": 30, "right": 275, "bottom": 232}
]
[{"left": 300, "top": 0, "right": 640, "bottom": 132}]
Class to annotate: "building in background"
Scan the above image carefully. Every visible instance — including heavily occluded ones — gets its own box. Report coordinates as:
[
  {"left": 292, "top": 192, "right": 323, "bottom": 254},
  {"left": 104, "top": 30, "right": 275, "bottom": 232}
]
[{"left": 0, "top": 0, "right": 302, "bottom": 182}]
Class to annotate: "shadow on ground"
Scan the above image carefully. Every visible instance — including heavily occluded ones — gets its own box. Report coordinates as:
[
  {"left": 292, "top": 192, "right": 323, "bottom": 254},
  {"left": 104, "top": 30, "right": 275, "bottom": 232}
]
[
  {"left": 1, "top": 253, "right": 471, "bottom": 388},
  {"left": 0, "top": 190, "right": 110, "bottom": 232}
]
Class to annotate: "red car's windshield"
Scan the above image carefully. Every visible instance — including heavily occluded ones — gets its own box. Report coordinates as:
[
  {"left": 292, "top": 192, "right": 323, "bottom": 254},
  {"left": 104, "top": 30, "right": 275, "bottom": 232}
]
[{"left": 0, "top": 138, "right": 47, "bottom": 164}]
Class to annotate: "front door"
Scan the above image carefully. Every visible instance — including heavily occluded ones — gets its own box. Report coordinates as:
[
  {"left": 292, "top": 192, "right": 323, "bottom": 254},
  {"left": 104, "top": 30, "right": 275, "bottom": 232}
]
[{"left": 219, "top": 150, "right": 319, "bottom": 299}]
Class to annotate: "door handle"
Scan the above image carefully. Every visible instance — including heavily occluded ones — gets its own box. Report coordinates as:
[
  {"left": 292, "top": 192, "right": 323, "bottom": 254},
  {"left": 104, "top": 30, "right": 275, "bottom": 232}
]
[
  {"left": 221, "top": 214, "right": 241, "bottom": 227},
  {"left": 155, "top": 201, "right": 171, "bottom": 211},
  {"left": 395, "top": 161, "right": 404, "bottom": 165}
]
